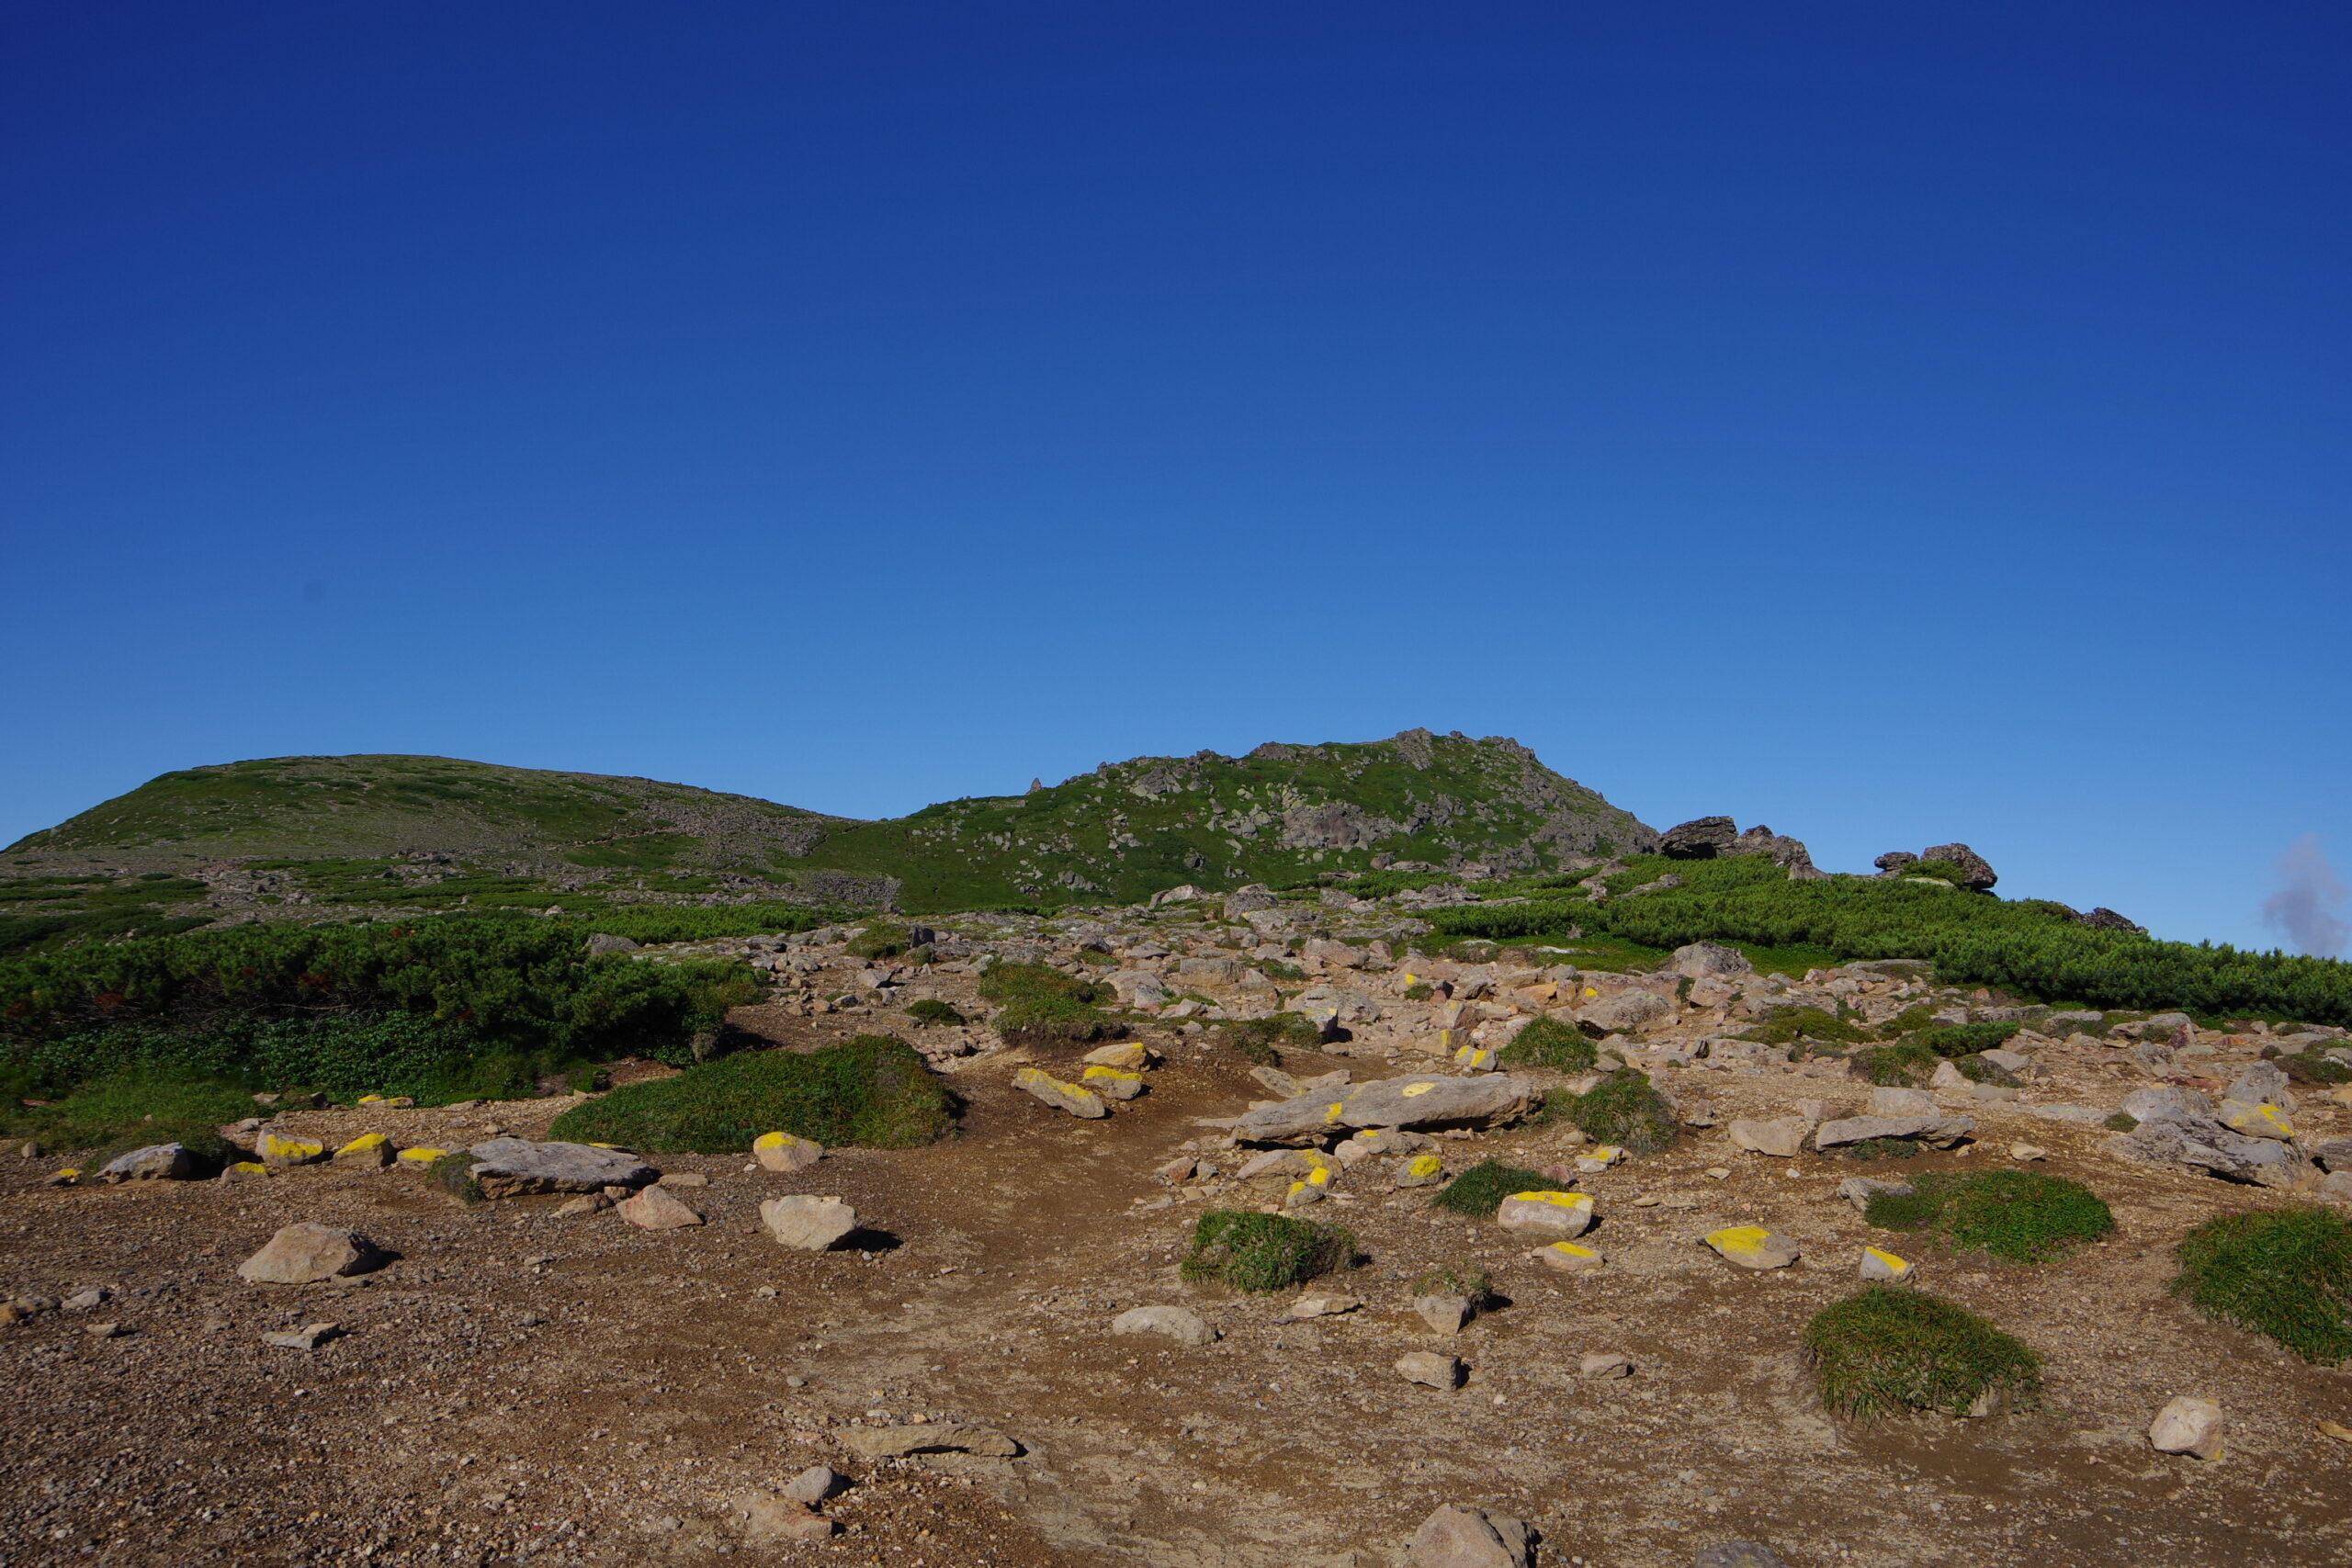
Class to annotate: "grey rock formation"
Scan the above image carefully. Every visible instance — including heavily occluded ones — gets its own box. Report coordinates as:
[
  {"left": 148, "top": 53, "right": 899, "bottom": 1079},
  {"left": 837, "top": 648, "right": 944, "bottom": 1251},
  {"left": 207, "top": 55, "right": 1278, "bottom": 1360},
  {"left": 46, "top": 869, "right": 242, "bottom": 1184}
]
[
  {"left": 1232, "top": 1073, "right": 1534, "bottom": 1144},
  {"left": 466, "top": 1138, "right": 658, "bottom": 1199},
  {"left": 1659, "top": 818, "right": 1738, "bottom": 858}
]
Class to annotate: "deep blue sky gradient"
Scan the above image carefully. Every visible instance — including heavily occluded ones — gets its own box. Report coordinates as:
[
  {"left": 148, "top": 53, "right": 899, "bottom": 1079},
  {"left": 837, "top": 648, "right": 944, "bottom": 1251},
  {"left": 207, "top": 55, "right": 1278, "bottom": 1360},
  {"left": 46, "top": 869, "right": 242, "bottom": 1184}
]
[{"left": 4, "top": 3, "right": 2346, "bottom": 949}]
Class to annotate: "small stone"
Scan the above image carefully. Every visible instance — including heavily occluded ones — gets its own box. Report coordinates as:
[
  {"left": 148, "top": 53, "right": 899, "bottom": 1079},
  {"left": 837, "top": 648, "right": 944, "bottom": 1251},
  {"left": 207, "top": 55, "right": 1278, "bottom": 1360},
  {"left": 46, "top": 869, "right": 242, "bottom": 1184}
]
[
  {"left": 1395, "top": 1154, "right": 1447, "bottom": 1188},
  {"left": 1414, "top": 1294, "right": 1473, "bottom": 1335},
  {"left": 238, "top": 1223, "right": 389, "bottom": 1285},
  {"left": 1080, "top": 1066, "right": 1147, "bottom": 1100},
  {"left": 1396, "top": 1351, "right": 1464, "bottom": 1390},
  {"left": 1283, "top": 1173, "right": 1329, "bottom": 1207},
  {"left": 615, "top": 1185, "right": 705, "bottom": 1230},
  {"left": 1156, "top": 1156, "right": 1197, "bottom": 1185},
  {"left": 657, "top": 1171, "right": 710, "bottom": 1188},
  {"left": 84, "top": 1321, "right": 127, "bottom": 1339},
  {"left": 62, "top": 1288, "right": 108, "bottom": 1313},
  {"left": 1082, "top": 1042, "right": 1154, "bottom": 1070},
  {"left": 2149, "top": 1396, "right": 2225, "bottom": 1460},
  {"left": 1859, "top": 1247, "right": 1913, "bottom": 1281},
  {"left": 2007, "top": 1143, "right": 2050, "bottom": 1162},
  {"left": 260, "top": 1322, "right": 344, "bottom": 1350},
  {"left": 394, "top": 1146, "right": 446, "bottom": 1168},
  {"left": 761, "top": 1195, "right": 859, "bottom": 1251},
  {"left": 1494, "top": 1190, "right": 1594, "bottom": 1237},
  {"left": 1014, "top": 1067, "right": 1109, "bottom": 1118},
  {"left": 1408, "top": 1502, "right": 1531, "bottom": 1568},
  {"left": 1792, "top": 1100, "right": 1841, "bottom": 1123},
  {"left": 1530, "top": 1241, "right": 1605, "bottom": 1272},
  {"left": 1578, "top": 1350, "right": 1633, "bottom": 1380},
  {"left": 96, "top": 1143, "right": 198, "bottom": 1183},
  {"left": 333, "top": 1134, "right": 395, "bottom": 1168},
  {"left": 1284, "top": 1294, "right": 1362, "bottom": 1319},
  {"left": 1112, "top": 1305, "right": 1218, "bottom": 1346},
  {"left": 1836, "top": 1176, "right": 1914, "bottom": 1212},
  {"left": 1702, "top": 1226, "right": 1799, "bottom": 1270},
  {"left": 1703, "top": 1167, "right": 1731, "bottom": 1179},
  {"left": 553, "top": 1194, "right": 609, "bottom": 1218},
  {"left": 1575, "top": 1145, "right": 1625, "bottom": 1173},
  {"left": 752, "top": 1132, "right": 824, "bottom": 1172},
  {"left": 781, "top": 1465, "right": 845, "bottom": 1505}
]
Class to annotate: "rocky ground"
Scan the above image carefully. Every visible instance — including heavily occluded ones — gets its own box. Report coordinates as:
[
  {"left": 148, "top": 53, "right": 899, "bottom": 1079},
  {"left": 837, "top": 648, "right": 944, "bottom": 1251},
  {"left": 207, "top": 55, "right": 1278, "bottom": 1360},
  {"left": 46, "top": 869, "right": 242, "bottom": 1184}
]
[{"left": 6, "top": 892, "right": 2351, "bottom": 1567}]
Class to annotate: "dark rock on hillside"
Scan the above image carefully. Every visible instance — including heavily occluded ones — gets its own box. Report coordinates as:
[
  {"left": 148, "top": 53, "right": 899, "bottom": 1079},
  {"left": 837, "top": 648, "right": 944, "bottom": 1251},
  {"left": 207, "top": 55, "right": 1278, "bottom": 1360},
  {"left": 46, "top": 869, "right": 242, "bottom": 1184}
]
[
  {"left": 2080, "top": 907, "right": 2147, "bottom": 935},
  {"left": 1659, "top": 818, "right": 1738, "bottom": 858},
  {"left": 1873, "top": 851, "right": 1918, "bottom": 874},
  {"left": 1921, "top": 843, "right": 1997, "bottom": 891}
]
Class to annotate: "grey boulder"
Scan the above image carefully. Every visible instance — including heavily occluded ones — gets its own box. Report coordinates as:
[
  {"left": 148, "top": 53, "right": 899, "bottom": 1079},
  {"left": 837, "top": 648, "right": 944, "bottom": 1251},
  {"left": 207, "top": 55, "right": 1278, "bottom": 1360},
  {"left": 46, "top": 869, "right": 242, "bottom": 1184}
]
[
  {"left": 237, "top": 1223, "right": 389, "bottom": 1285},
  {"left": 1409, "top": 1503, "right": 1532, "bottom": 1568},
  {"left": 1232, "top": 1074, "right": 1534, "bottom": 1145},
  {"left": 1658, "top": 818, "right": 1738, "bottom": 859},
  {"left": 466, "top": 1138, "right": 657, "bottom": 1200},
  {"left": 97, "top": 1143, "right": 197, "bottom": 1183},
  {"left": 1813, "top": 1114, "right": 1974, "bottom": 1150},
  {"left": 1668, "top": 942, "right": 1753, "bottom": 980},
  {"left": 761, "top": 1195, "right": 859, "bottom": 1251}
]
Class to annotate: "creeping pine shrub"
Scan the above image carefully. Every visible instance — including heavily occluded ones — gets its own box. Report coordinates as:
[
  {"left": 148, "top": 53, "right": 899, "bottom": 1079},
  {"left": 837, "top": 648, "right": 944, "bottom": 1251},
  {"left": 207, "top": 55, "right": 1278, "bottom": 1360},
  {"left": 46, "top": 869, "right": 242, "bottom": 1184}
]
[
  {"left": 2172, "top": 1207, "right": 2352, "bottom": 1364},
  {"left": 1214, "top": 1013, "right": 1325, "bottom": 1066},
  {"left": 1180, "top": 1210, "right": 1354, "bottom": 1294},
  {"left": 976, "top": 960, "right": 1121, "bottom": 1047},
  {"left": 1430, "top": 1159, "right": 1565, "bottom": 1217},
  {"left": 1570, "top": 1069, "right": 1679, "bottom": 1155},
  {"left": 1864, "top": 1171, "right": 2114, "bottom": 1264},
  {"left": 549, "top": 1036, "right": 955, "bottom": 1154},
  {"left": 844, "top": 921, "right": 912, "bottom": 959},
  {"left": 1805, "top": 1286, "right": 2042, "bottom": 1419},
  {"left": 903, "top": 998, "right": 966, "bottom": 1027},
  {"left": 1498, "top": 1016, "right": 1597, "bottom": 1074}
]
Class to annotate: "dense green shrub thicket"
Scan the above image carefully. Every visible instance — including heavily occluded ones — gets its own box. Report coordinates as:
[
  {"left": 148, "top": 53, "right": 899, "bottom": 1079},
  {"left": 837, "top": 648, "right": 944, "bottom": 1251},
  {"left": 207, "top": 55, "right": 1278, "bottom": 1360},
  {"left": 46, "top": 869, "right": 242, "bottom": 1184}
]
[
  {"left": 0, "top": 919, "right": 764, "bottom": 1100},
  {"left": 1427, "top": 856, "right": 2352, "bottom": 1025}
]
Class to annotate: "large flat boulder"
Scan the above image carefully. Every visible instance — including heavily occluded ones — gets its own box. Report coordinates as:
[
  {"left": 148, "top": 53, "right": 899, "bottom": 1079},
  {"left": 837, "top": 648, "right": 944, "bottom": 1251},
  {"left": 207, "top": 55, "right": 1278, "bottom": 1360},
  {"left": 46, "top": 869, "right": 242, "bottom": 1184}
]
[
  {"left": 237, "top": 1223, "right": 389, "bottom": 1285},
  {"left": 466, "top": 1138, "right": 658, "bottom": 1199},
  {"left": 1232, "top": 1073, "right": 1533, "bottom": 1145},
  {"left": 1813, "top": 1114, "right": 1974, "bottom": 1150}
]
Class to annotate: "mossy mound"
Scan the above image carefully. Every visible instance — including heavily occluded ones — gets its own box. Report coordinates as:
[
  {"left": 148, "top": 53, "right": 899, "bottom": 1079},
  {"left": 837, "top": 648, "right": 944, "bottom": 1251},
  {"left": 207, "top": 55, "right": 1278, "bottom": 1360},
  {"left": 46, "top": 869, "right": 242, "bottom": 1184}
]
[
  {"left": 2172, "top": 1207, "right": 2352, "bottom": 1364},
  {"left": 1805, "top": 1285, "right": 2042, "bottom": 1419},
  {"left": 1569, "top": 1068, "right": 1678, "bottom": 1154},
  {"left": 1863, "top": 1171, "right": 2113, "bottom": 1264},
  {"left": 1497, "top": 1017, "right": 1596, "bottom": 1074},
  {"left": 1430, "top": 1158, "right": 1565, "bottom": 1217},
  {"left": 1180, "top": 1210, "right": 1354, "bottom": 1294},
  {"left": 549, "top": 1036, "right": 955, "bottom": 1153}
]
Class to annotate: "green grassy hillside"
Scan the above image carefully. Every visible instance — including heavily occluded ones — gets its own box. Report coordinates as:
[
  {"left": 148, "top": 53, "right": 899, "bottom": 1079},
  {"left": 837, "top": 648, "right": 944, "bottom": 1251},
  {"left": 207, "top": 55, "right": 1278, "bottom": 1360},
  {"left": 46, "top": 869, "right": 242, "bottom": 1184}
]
[{"left": 1, "top": 730, "right": 1654, "bottom": 943}]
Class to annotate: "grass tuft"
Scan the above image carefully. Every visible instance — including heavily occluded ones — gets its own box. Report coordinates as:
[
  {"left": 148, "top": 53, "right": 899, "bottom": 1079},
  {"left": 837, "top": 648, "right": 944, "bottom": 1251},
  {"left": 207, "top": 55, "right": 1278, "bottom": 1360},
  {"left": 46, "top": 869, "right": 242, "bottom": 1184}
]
[
  {"left": 903, "top": 998, "right": 965, "bottom": 1027},
  {"left": 1804, "top": 1285, "right": 2042, "bottom": 1419},
  {"left": 1497, "top": 1016, "right": 1597, "bottom": 1074},
  {"left": 1179, "top": 1210, "right": 1354, "bottom": 1293},
  {"left": 1864, "top": 1170, "right": 2113, "bottom": 1263},
  {"left": 1213, "top": 1013, "right": 1324, "bottom": 1066},
  {"left": 1569, "top": 1068, "right": 1679, "bottom": 1154},
  {"left": 2171, "top": 1207, "right": 2352, "bottom": 1364},
  {"left": 549, "top": 1036, "right": 955, "bottom": 1153},
  {"left": 1430, "top": 1158, "right": 1564, "bottom": 1217}
]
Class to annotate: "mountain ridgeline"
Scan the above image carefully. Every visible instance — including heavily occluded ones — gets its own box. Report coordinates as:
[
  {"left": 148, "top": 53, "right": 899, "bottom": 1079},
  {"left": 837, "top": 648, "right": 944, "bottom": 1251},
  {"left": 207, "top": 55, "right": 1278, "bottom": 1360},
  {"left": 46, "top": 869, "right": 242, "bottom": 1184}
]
[{"left": 2, "top": 730, "right": 1656, "bottom": 940}]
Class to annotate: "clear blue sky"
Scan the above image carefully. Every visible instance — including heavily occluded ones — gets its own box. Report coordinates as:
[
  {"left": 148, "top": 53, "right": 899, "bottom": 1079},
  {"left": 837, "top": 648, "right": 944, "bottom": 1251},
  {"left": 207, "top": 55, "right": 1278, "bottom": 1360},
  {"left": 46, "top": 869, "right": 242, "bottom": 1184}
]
[{"left": 5, "top": 3, "right": 2346, "bottom": 951}]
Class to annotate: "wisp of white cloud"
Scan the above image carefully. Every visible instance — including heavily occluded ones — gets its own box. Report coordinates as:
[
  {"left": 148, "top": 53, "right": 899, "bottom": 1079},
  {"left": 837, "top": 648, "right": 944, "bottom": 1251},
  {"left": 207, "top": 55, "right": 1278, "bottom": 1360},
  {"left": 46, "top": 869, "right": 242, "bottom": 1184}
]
[{"left": 2263, "top": 833, "right": 2348, "bottom": 957}]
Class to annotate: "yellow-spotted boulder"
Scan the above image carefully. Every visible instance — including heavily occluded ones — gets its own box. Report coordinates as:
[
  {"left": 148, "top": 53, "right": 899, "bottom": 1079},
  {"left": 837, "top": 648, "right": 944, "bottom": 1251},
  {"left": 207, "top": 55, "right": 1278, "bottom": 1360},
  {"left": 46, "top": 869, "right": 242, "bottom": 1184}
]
[
  {"left": 1496, "top": 1190, "right": 1594, "bottom": 1238},
  {"left": 2218, "top": 1099, "right": 2295, "bottom": 1142},
  {"left": 1394, "top": 1153, "right": 1447, "bottom": 1188},
  {"left": 258, "top": 1132, "right": 326, "bottom": 1170},
  {"left": 1531, "top": 1240, "right": 1604, "bottom": 1273},
  {"left": 752, "top": 1132, "right": 824, "bottom": 1172},
  {"left": 334, "top": 1134, "right": 395, "bottom": 1169},
  {"left": 1703, "top": 1225, "right": 1800, "bottom": 1269},
  {"left": 1081, "top": 1041, "right": 1156, "bottom": 1071},
  {"left": 1859, "top": 1246, "right": 1913, "bottom": 1281},
  {"left": 1080, "top": 1066, "right": 1146, "bottom": 1100},
  {"left": 395, "top": 1146, "right": 447, "bottom": 1168},
  {"left": 1014, "top": 1067, "right": 1108, "bottom": 1119}
]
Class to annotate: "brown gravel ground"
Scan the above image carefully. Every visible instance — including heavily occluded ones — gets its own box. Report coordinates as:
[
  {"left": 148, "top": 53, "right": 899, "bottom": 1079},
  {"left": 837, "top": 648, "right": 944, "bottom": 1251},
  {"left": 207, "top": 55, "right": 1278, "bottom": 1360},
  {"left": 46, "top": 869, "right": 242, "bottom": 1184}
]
[{"left": 2, "top": 1007, "right": 2349, "bottom": 1568}]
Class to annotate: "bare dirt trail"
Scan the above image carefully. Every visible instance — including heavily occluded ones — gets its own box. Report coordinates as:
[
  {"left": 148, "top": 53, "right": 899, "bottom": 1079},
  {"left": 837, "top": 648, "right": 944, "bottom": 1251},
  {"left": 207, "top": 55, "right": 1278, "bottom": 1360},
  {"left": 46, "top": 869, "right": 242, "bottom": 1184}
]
[{"left": 3, "top": 1010, "right": 2350, "bottom": 1568}]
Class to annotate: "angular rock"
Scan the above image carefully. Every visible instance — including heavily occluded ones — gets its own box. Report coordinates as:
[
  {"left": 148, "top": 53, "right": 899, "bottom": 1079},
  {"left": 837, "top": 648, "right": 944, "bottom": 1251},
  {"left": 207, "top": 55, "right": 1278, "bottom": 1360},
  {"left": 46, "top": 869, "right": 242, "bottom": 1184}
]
[
  {"left": 752, "top": 1132, "right": 825, "bottom": 1171},
  {"left": 760, "top": 1195, "right": 859, "bottom": 1251},
  {"left": 2149, "top": 1396, "right": 2224, "bottom": 1460},
  {"left": 1659, "top": 818, "right": 1738, "bottom": 859},
  {"left": 1581, "top": 990, "right": 1675, "bottom": 1034},
  {"left": 1414, "top": 1294, "right": 1473, "bottom": 1335},
  {"left": 1578, "top": 1350, "right": 1633, "bottom": 1379},
  {"left": 1495, "top": 1190, "right": 1594, "bottom": 1237},
  {"left": 553, "top": 1194, "right": 609, "bottom": 1218},
  {"left": 465, "top": 1138, "right": 657, "bottom": 1199},
  {"left": 1702, "top": 1226, "right": 1799, "bottom": 1269},
  {"left": 2216, "top": 1098, "right": 2298, "bottom": 1141},
  {"left": 97, "top": 1143, "right": 196, "bottom": 1183},
  {"left": 835, "top": 1423, "right": 1019, "bottom": 1460},
  {"left": 1814, "top": 1114, "right": 1973, "bottom": 1150},
  {"left": 781, "top": 1465, "right": 846, "bottom": 1505},
  {"left": 2105, "top": 1109, "right": 2319, "bottom": 1189},
  {"left": 726, "top": 1493, "right": 834, "bottom": 1542},
  {"left": 2122, "top": 1085, "right": 2215, "bottom": 1123},
  {"left": 1409, "top": 1503, "right": 1531, "bottom": 1568},
  {"left": 260, "top": 1322, "right": 344, "bottom": 1350},
  {"left": 1080, "top": 1066, "right": 1147, "bottom": 1100},
  {"left": 1083, "top": 1041, "right": 1155, "bottom": 1070},
  {"left": 1396, "top": 1351, "right": 1464, "bottom": 1390},
  {"left": 1013, "top": 1067, "right": 1109, "bottom": 1119},
  {"left": 1668, "top": 942, "right": 1754, "bottom": 979},
  {"left": 1395, "top": 1153, "right": 1448, "bottom": 1188},
  {"left": 237, "top": 1223, "right": 389, "bottom": 1285},
  {"left": 1112, "top": 1305, "right": 1217, "bottom": 1346},
  {"left": 2310, "top": 1138, "right": 2352, "bottom": 1173},
  {"left": 333, "top": 1134, "right": 394, "bottom": 1168},
  {"left": 1726, "top": 1119, "right": 1808, "bottom": 1158},
  {"left": 1233, "top": 1074, "right": 1534, "bottom": 1145},
  {"left": 1284, "top": 1294, "right": 1362, "bottom": 1320},
  {"left": 1859, "top": 1247, "right": 1913, "bottom": 1281},
  {"left": 257, "top": 1131, "right": 326, "bottom": 1170},
  {"left": 616, "top": 1185, "right": 705, "bottom": 1230},
  {"left": 1918, "top": 843, "right": 1997, "bottom": 890}
]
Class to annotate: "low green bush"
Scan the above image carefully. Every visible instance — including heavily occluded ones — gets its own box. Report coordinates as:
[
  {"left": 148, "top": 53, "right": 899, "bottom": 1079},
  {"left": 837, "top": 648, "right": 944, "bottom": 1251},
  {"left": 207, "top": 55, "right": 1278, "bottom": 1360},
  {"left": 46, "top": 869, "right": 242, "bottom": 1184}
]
[
  {"left": 1214, "top": 1013, "right": 1325, "bottom": 1066},
  {"left": 1917, "top": 1021, "right": 2023, "bottom": 1057},
  {"left": 1498, "top": 1017, "right": 1597, "bottom": 1074},
  {"left": 2103, "top": 1111, "right": 2138, "bottom": 1133},
  {"left": 1746, "top": 1006, "right": 1872, "bottom": 1049},
  {"left": 846, "top": 922, "right": 912, "bottom": 959},
  {"left": 548, "top": 1036, "right": 955, "bottom": 1153},
  {"left": 1864, "top": 1171, "right": 2113, "bottom": 1263},
  {"left": 1852, "top": 1040, "right": 1937, "bottom": 1086},
  {"left": 2171, "top": 1207, "right": 2352, "bottom": 1364},
  {"left": 903, "top": 998, "right": 965, "bottom": 1027},
  {"left": 976, "top": 961, "right": 1106, "bottom": 1006},
  {"left": 1805, "top": 1286, "right": 2042, "bottom": 1419},
  {"left": 1179, "top": 1210, "right": 1354, "bottom": 1293},
  {"left": 1430, "top": 1158, "right": 1565, "bottom": 1217},
  {"left": 993, "top": 992, "right": 1122, "bottom": 1047},
  {"left": 1570, "top": 1068, "right": 1678, "bottom": 1154}
]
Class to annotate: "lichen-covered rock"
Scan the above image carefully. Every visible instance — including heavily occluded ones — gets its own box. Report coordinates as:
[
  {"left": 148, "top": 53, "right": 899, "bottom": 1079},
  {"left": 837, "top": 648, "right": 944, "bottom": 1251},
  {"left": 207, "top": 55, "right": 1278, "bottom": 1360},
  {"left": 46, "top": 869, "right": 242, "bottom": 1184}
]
[
  {"left": 257, "top": 1131, "right": 326, "bottom": 1170},
  {"left": 1080, "top": 1066, "right": 1146, "bottom": 1100},
  {"left": 1859, "top": 1247, "right": 1913, "bottom": 1281},
  {"left": 333, "top": 1134, "right": 395, "bottom": 1168},
  {"left": 1530, "top": 1240, "right": 1604, "bottom": 1272},
  {"left": 1495, "top": 1190, "right": 1594, "bottom": 1237},
  {"left": 1013, "top": 1067, "right": 1109, "bottom": 1119},
  {"left": 1233, "top": 1074, "right": 1533, "bottom": 1145},
  {"left": 752, "top": 1132, "right": 824, "bottom": 1171},
  {"left": 1702, "top": 1226, "right": 1799, "bottom": 1269},
  {"left": 465, "top": 1138, "right": 657, "bottom": 1199}
]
